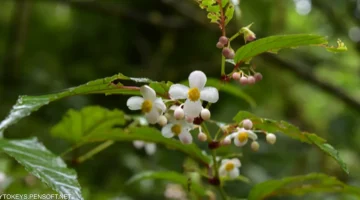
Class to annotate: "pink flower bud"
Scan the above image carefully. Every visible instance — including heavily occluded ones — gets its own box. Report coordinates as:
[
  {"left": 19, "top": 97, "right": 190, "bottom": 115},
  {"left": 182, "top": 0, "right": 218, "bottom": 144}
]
[
  {"left": 247, "top": 76, "right": 256, "bottom": 84},
  {"left": 232, "top": 72, "right": 241, "bottom": 80},
  {"left": 254, "top": 72, "right": 263, "bottom": 82},
  {"left": 216, "top": 42, "right": 224, "bottom": 49},
  {"left": 219, "top": 36, "right": 229, "bottom": 45},
  {"left": 239, "top": 77, "right": 249, "bottom": 85},
  {"left": 242, "top": 119, "right": 253, "bottom": 130}
]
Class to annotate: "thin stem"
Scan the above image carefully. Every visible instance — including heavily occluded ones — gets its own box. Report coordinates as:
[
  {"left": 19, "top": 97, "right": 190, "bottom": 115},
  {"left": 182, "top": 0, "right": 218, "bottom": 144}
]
[
  {"left": 211, "top": 150, "right": 219, "bottom": 177},
  {"left": 229, "top": 32, "right": 240, "bottom": 42},
  {"left": 76, "top": 140, "right": 114, "bottom": 163},
  {"left": 219, "top": 187, "right": 228, "bottom": 200},
  {"left": 221, "top": 55, "right": 226, "bottom": 76}
]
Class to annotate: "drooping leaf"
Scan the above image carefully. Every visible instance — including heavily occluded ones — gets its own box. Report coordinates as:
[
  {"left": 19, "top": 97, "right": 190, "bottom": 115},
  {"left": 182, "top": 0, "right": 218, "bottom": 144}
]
[
  {"left": 86, "top": 126, "right": 211, "bottom": 165},
  {"left": 51, "top": 106, "right": 126, "bottom": 143},
  {"left": 234, "top": 34, "right": 328, "bottom": 64},
  {"left": 206, "top": 78, "right": 256, "bottom": 108},
  {"left": 0, "top": 73, "right": 168, "bottom": 135},
  {"left": 127, "top": 171, "right": 207, "bottom": 197},
  {"left": 233, "top": 111, "right": 348, "bottom": 174},
  {"left": 248, "top": 173, "right": 360, "bottom": 200},
  {"left": 0, "top": 138, "right": 83, "bottom": 200}
]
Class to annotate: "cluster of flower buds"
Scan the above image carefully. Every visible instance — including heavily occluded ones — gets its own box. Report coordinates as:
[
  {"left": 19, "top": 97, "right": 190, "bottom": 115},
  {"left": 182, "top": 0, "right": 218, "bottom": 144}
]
[
  {"left": 232, "top": 71, "right": 263, "bottom": 85},
  {"left": 126, "top": 71, "right": 219, "bottom": 145}
]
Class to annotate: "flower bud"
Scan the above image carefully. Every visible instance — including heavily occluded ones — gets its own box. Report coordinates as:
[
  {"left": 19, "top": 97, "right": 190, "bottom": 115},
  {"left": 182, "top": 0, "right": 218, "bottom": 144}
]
[
  {"left": 251, "top": 141, "right": 260, "bottom": 151},
  {"left": 254, "top": 72, "right": 263, "bottom": 82},
  {"left": 247, "top": 76, "right": 256, "bottom": 84},
  {"left": 222, "top": 136, "right": 231, "bottom": 145},
  {"left": 200, "top": 109, "right": 211, "bottom": 120},
  {"left": 266, "top": 133, "right": 276, "bottom": 144},
  {"left": 243, "top": 28, "right": 256, "bottom": 42},
  {"left": 222, "top": 48, "right": 235, "bottom": 59},
  {"left": 185, "top": 115, "right": 194, "bottom": 123},
  {"left": 198, "top": 132, "right": 207, "bottom": 142},
  {"left": 216, "top": 42, "right": 224, "bottom": 49},
  {"left": 232, "top": 72, "right": 240, "bottom": 80},
  {"left": 219, "top": 36, "right": 229, "bottom": 45},
  {"left": 174, "top": 107, "right": 184, "bottom": 120},
  {"left": 239, "top": 76, "right": 248, "bottom": 85},
  {"left": 157, "top": 115, "right": 168, "bottom": 126},
  {"left": 242, "top": 119, "right": 253, "bottom": 130}
]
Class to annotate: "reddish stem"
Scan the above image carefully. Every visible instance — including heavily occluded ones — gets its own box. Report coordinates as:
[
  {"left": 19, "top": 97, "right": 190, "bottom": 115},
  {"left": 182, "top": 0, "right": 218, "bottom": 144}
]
[{"left": 217, "top": 0, "right": 226, "bottom": 36}]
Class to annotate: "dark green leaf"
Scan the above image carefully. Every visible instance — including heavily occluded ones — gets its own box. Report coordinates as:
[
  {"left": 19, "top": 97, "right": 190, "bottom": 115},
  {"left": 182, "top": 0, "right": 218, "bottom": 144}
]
[
  {"left": 0, "top": 138, "right": 83, "bottom": 200},
  {"left": 0, "top": 73, "right": 159, "bottom": 134},
  {"left": 127, "top": 171, "right": 207, "bottom": 197},
  {"left": 248, "top": 173, "right": 360, "bottom": 200},
  {"left": 233, "top": 111, "right": 348, "bottom": 174},
  {"left": 234, "top": 34, "right": 328, "bottom": 64},
  {"left": 51, "top": 106, "right": 126, "bottom": 143}
]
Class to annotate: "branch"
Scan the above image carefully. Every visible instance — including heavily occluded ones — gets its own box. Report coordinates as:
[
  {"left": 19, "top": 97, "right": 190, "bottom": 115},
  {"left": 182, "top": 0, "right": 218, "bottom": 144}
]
[
  {"left": 262, "top": 53, "right": 360, "bottom": 112},
  {"left": 52, "top": 0, "right": 187, "bottom": 29},
  {"left": 1, "top": 0, "right": 31, "bottom": 86}
]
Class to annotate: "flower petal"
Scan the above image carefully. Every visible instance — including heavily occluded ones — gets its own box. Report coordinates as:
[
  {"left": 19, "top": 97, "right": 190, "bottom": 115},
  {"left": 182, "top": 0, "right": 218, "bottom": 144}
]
[
  {"left": 200, "top": 87, "right": 219, "bottom": 103},
  {"left": 126, "top": 96, "right": 144, "bottom": 110},
  {"left": 145, "top": 108, "right": 160, "bottom": 124},
  {"left": 183, "top": 99, "right": 202, "bottom": 117},
  {"left": 178, "top": 130, "right": 193, "bottom": 144},
  {"left": 234, "top": 135, "right": 248, "bottom": 147},
  {"left": 232, "top": 158, "right": 241, "bottom": 167},
  {"left": 140, "top": 85, "right": 156, "bottom": 101},
  {"left": 219, "top": 165, "right": 227, "bottom": 177},
  {"left": 154, "top": 98, "right": 166, "bottom": 113},
  {"left": 189, "top": 71, "right": 207, "bottom": 89},
  {"left": 133, "top": 140, "right": 145, "bottom": 149},
  {"left": 221, "top": 159, "right": 230, "bottom": 165},
  {"left": 161, "top": 124, "right": 175, "bottom": 138},
  {"left": 169, "top": 84, "right": 189, "bottom": 100},
  {"left": 247, "top": 131, "right": 258, "bottom": 140},
  {"left": 229, "top": 168, "right": 239, "bottom": 179},
  {"left": 145, "top": 143, "right": 157, "bottom": 155}
]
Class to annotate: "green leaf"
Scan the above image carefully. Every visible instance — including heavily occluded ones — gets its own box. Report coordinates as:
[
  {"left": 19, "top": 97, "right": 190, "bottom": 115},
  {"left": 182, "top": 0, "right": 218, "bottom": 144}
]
[
  {"left": 0, "top": 138, "right": 83, "bottom": 200},
  {"left": 0, "top": 73, "right": 159, "bottom": 135},
  {"left": 225, "top": 4, "right": 234, "bottom": 25},
  {"left": 234, "top": 34, "right": 328, "bottom": 64},
  {"left": 248, "top": 173, "right": 360, "bottom": 200},
  {"left": 326, "top": 39, "right": 348, "bottom": 53},
  {"left": 206, "top": 78, "right": 256, "bottom": 108},
  {"left": 51, "top": 106, "right": 126, "bottom": 143},
  {"left": 127, "top": 171, "right": 207, "bottom": 197},
  {"left": 233, "top": 111, "right": 348, "bottom": 174},
  {"left": 149, "top": 81, "right": 172, "bottom": 98},
  {"left": 87, "top": 126, "right": 211, "bottom": 165}
]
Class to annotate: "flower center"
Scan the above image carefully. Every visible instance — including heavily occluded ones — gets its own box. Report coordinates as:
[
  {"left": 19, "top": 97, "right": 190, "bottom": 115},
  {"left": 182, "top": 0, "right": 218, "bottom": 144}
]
[
  {"left": 225, "top": 162, "right": 235, "bottom": 171},
  {"left": 188, "top": 88, "right": 200, "bottom": 101},
  {"left": 171, "top": 124, "right": 182, "bottom": 135},
  {"left": 237, "top": 132, "right": 248, "bottom": 143},
  {"left": 141, "top": 100, "right": 153, "bottom": 113}
]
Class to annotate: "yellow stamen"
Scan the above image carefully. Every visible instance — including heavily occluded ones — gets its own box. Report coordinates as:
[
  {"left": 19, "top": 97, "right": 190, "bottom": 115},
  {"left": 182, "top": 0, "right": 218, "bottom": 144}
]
[
  {"left": 237, "top": 132, "right": 248, "bottom": 143},
  {"left": 141, "top": 100, "right": 152, "bottom": 113},
  {"left": 225, "top": 162, "right": 235, "bottom": 171},
  {"left": 188, "top": 87, "right": 200, "bottom": 101},
  {"left": 171, "top": 124, "right": 182, "bottom": 135}
]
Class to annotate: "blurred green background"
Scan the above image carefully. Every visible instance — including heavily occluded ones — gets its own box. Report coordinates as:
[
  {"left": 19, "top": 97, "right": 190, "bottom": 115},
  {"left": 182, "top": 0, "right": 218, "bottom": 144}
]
[{"left": 0, "top": 0, "right": 360, "bottom": 199}]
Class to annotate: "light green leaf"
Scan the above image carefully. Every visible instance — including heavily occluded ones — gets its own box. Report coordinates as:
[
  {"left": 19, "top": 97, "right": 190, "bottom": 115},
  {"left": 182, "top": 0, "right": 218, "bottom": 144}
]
[
  {"left": 248, "top": 173, "right": 360, "bottom": 200},
  {"left": 0, "top": 138, "right": 83, "bottom": 200},
  {"left": 234, "top": 34, "right": 328, "bottom": 64},
  {"left": 225, "top": 4, "right": 234, "bottom": 25},
  {"left": 196, "top": 78, "right": 256, "bottom": 108},
  {"left": 86, "top": 126, "right": 211, "bottom": 165},
  {"left": 149, "top": 81, "right": 173, "bottom": 98},
  {"left": 127, "top": 171, "right": 207, "bottom": 197},
  {"left": 233, "top": 111, "right": 348, "bottom": 174},
  {"left": 51, "top": 106, "right": 126, "bottom": 143},
  {"left": 326, "top": 39, "right": 348, "bottom": 53}
]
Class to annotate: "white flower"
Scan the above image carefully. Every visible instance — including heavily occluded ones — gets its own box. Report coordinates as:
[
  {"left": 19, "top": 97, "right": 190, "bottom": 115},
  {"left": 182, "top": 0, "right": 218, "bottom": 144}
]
[
  {"left": 127, "top": 85, "right": 166, "bottom": 124},
  {"left": 230, "top": 127, "right": 258, "bottom": 147},
  {"left": 133, "top": 140, "right": 157, "bottom": 155},
  {"left": 219, "top": 158, "right": 241, "bottom": 179},
  {"left": 161, "top": 119, "right": 193, "bottom": 144},
  {"left": 0, "top": 172, "right": 6, "bottom": 184},
  {"left": 168, "top": 71, "right": 219, "bottom": 117}
]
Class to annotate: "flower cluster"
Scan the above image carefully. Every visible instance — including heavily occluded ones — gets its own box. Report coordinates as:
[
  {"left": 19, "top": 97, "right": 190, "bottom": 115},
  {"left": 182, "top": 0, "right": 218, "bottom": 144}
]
[{"left": 126, "top": 70, "right": 219, "bottom": 145}]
